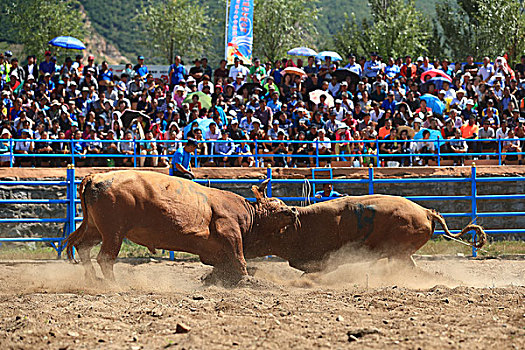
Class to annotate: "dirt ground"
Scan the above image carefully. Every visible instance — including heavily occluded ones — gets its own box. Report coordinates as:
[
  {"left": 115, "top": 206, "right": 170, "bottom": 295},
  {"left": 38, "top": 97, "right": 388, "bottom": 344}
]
[{"left": 0, "top": 257, "right": 523, "bottom": 350}]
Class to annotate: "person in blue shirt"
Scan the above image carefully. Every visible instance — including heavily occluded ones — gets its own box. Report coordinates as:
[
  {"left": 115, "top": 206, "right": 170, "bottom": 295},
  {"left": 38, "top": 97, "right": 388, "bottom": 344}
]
[
  {"left": 169, "top": 55, "right": 186, "bottom": 87},
  {"left": 133, "top": 56, "right": 149, "bottom": 78},
  {"left": 38, "top": 51, "right": 55, "bottom": 80},
  {"left": 170, "top": 138, "right": 198, "bottom": 180},
  {"left": 314, "top": 183, "right": 345, "bottom": 201},
  {"left": 363, "top": 52, "right": 382, "bottom": 79},
  {"left": 344, "top": 54, "right": 362, "bottom": 78}
]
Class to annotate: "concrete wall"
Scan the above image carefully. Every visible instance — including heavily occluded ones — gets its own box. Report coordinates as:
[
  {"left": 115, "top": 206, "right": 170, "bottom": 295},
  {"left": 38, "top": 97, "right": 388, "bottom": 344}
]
[{"left": 1, "top": 166, "right": 524, "bottom": 239}]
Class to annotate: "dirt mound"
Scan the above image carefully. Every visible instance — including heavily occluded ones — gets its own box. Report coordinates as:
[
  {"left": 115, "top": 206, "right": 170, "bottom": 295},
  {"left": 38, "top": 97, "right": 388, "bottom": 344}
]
[{"left": 0, "top": 258, "right": 523, "bottom": 349}]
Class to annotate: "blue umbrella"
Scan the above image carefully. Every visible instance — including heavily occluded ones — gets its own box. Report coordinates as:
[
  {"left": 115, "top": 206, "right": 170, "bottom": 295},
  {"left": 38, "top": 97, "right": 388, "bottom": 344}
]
[
  {"left": 183, "top": 118, "right": 216, "bottom": 138},
  {"left": 287, "top": 47, "right": 317, "bottom": 56},
  {"left": 48, "top": 36, "right": 86, "bottom": 50},
  {"left": 316, "top": 51, "right": 342, "bottom": 62},
  {"left": 421, "top": 77, "right": 451, "bottom": 92},
  {"left": 420, "top": 94, "right": 446, "bottom": 115},
  {"left": 414, "top": 128, "right": 443, "bottom": 147}
]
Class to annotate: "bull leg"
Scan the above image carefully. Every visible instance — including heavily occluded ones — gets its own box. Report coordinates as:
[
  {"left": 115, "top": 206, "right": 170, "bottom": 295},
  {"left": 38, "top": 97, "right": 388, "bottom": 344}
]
[
  {"left": 76, "top": 228, "right": 102, "bottom": 281},
  {"left": 96, "top": 234, "right": 124, "bottom": 281},
  {"left": 388, "top": 255, "right": 417, "bottom": 269}
]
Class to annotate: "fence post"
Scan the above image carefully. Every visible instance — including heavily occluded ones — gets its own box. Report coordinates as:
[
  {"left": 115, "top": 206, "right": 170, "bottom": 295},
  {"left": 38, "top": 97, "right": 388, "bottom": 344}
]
[
  {"left": 375, "top": 138, "right": 381, "bottom": 167},
  {"left": 437, "top": 138, "right": 441, "bottom": 166},
  {"left": 64, "top": 165, "right": 76, "bottom": 259},
  {"left": 471, "top": 163, "right": 477, "bottom": 258},
  {"left": 194, "top": 148, "right": 199, "bottom": 168},
  {"left": 266, "top": 167, "right": 273, "bottom": 198},
  {"left": 70, "top": 140, "right": 75, "bottom": 166},
  {"left": 133, "top": 139, "right": 137, "bottom": 168},
  {"left": 497, "top": 138, "right": 502, "bottom": 165},
  {"left": 368, "top": 163, "right": 374, "bottom": 195},
  {"left": 254, "top": 139, "right": 259, "bottom": 167},
  {"left": 315, "top": 139, "right": 319, "bottom": 167},
  {"left": 9, "top": 139, "right": 13, "bottom": 167}
]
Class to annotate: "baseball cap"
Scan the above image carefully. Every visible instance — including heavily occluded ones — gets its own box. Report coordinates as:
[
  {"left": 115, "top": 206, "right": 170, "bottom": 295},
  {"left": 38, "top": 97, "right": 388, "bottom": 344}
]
[
  {"left": 466, "top": 99, "right": 475, "bottom": 105},
  {"left": 138, "top": 55, "right": 145, "bottom": 60},
  {"left": 186, "top": 138, "right": 198, "bottom": 147}
]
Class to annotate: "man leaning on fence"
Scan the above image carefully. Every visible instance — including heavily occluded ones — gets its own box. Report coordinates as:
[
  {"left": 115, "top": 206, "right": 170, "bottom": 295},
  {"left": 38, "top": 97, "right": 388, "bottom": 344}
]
[{"left": 170, "top": 138, "right": 198, "bottom": 180}]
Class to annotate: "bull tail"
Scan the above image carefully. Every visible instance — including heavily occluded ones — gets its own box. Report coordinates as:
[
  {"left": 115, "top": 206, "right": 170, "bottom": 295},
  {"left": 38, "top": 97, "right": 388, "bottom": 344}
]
[
  {"left": 64, "top": 175, "right": 93, "bottom": 262},
  {"left": 427, "top": 209, "right": 487, "bottom": 249}
]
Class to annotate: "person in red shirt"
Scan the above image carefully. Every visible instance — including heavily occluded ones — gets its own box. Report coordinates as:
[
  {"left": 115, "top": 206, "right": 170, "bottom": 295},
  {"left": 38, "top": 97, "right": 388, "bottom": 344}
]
[{"left": 400, "top": 55, "right": 417, "bottom": 80}]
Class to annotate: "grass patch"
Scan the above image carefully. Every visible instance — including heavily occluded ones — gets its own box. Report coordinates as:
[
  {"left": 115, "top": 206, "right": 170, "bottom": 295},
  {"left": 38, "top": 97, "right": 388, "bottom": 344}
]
[
  {"left": 0, "top": 240, "right": 198, "bottom": 260},
  {"left": 417, "top": 237, "right": 525, "bottom": 256}
]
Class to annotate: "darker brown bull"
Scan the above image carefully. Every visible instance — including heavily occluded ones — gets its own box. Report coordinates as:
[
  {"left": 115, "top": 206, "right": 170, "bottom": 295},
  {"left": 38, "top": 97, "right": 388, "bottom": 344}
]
[
  {"left": 243, "top": 195, "right": 486, "bottom": 273},
  {"left": 65, "top": 170, "right": 298, "bottom": 281}
]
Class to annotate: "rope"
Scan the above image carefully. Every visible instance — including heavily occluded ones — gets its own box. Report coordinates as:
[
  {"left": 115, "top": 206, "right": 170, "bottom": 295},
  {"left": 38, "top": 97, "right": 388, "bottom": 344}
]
[
  {"left": 443, "top": 234, "right": 488, "bottom": 253},
  {"left": 301, "top": 178, "right": 311, "bottom": 207}
]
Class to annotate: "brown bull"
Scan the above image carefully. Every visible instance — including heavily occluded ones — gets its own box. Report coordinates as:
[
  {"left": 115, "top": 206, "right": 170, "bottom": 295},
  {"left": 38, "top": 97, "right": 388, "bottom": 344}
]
[
  {"left": 65, "top": 170, "right": 298, "bottom": 281},
  {"left": 243, "top": 195, "right": 486, "bottom": 273}
]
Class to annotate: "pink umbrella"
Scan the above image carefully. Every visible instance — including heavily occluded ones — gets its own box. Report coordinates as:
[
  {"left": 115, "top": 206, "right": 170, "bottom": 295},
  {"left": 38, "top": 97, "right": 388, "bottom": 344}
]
[
  {"left": 420, "top": 69, "right": 452, "bottom": 83},
  {"left": 281, "top": 67, "right": 307, "bottom": 78}
]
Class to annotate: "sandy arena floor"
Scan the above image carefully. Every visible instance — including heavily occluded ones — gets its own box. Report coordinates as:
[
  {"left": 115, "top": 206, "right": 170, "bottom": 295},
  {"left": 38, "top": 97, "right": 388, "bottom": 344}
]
[{"left": 0, "top": 257, "right": 523, "bottom": 349}]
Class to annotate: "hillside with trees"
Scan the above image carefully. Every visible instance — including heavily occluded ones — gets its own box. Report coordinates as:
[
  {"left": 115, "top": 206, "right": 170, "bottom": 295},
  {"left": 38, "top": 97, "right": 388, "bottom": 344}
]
[{"left": 1, "top": 0, "right": 524, "bottom": 65}]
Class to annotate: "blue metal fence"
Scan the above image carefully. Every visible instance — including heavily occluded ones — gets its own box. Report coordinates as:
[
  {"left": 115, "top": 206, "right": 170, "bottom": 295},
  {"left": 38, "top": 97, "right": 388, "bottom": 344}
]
[
  {"left": 1, "top": 165, "right": 524, "bottom": 258},
  {"left": 1, "top": 137, "right": 524, "bottom": 168}
]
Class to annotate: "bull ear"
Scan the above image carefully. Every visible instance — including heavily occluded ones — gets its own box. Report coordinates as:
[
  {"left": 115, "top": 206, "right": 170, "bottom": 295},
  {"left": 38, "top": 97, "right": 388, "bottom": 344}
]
[
  {"left": 258, "top": 179, "right": 269, "bottom": 198},
  {"left": 252, "top": 185, "right": 263, "bottom": 201}
]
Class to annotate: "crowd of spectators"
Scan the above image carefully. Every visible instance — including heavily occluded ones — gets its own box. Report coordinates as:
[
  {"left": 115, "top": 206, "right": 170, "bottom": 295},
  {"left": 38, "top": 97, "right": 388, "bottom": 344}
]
[{"left": 1, "top": 49, "right": 525, "bottom": 168}]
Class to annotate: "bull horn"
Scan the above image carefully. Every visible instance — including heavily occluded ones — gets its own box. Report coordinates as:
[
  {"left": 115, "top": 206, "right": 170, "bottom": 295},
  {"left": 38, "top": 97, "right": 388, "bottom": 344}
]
[{"left": 258, "top": 179, "right": 270, "bottom": 198}]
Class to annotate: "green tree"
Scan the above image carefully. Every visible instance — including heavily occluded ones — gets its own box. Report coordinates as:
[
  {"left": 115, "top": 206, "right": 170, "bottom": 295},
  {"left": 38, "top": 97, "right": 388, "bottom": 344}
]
[
  {"left": 8, "top": 0, "right": 85, "bottom": 59},
  {"left": 333, "top": 13, "right": 367, "bottom": 59},
  {"left": 253, "top": 0, "right": 319, "bottom": 62},
  {"left": 136, "top": 0, "right": 211, "bottom": 65},
  {"left": 436, "top": 0, "right": 525, "bottom": 63},
  {"left": 476, "top": 0, "right": 525, "bottom": 63},
  {"left": 435, "top": 0, "right": 482, "bottom": 60},
  {"left": 334, "top": 0, "right": 430, "bottom": 61}
]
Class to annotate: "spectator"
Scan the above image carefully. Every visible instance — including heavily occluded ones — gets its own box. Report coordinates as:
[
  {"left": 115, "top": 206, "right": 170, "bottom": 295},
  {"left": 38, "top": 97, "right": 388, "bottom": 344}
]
[
  {"left": 235, "top": 136, "right": 254, "bottom": 167},
  {"left": 502, "top": 129, "right": 523, "bottom": 164},
  {"left": 171, "top": 138, "right": 197, "bottom": 180},
  {"left": 134, "top": 56, "right": 148, "bottom": 78},
  {"left": 415, "top": 130, "right": 435, "bottom": 165},
  {"left": 315, "top": 183, "right": 345, "bottom": 200},
  {"left": 139, "top": 131, "right": 158, "bottom": 167},
  {"left": 214, "top": 131, "right": 235, "bottom": 166},
  {"left": 449, "top": 129, "right": 468, "bottom": 165}
]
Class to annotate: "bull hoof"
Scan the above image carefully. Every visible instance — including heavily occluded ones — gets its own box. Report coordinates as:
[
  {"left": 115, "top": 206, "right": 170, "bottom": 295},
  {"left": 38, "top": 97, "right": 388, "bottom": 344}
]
[
  {"left": 246, "top": 266, "right": 258, "bottom": 276},
  {"left": 201, "top": 268, "right": 244, "bottom": 287}
]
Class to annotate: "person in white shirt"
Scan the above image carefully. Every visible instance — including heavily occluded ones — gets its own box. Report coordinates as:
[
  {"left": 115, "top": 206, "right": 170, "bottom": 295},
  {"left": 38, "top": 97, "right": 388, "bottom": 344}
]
[
  {"left": 333, "top": 100, "right": 347, "bottom": 121},
  {"left": 204, "top": 121, "right": 221, "bottom": 141},
  {"left": 450, "top": 89, "right": 467, "bottom": 110},
  {"left": 477, "top": 57, "right": 494, "bottom": 82},
  {"left": 327, "top": 76, "right": 340, "bottom": 97},
  {"left": 442, "top": 81, "right": 456, "bottom": 100},
  {"left": 197, "top": 75, "right": 214, "bottom": 94},
  {"left": 314, "top": 129, "right": 332, "bottom": 157},
  {"left": 369, "top": 102, "right": 384, "bottom": 123},
  {"left": 228, "top": 57, "right": 249, "bottom": 82},
  {"left": 496, "top": 119, "right": 509, "bottom": 139}
]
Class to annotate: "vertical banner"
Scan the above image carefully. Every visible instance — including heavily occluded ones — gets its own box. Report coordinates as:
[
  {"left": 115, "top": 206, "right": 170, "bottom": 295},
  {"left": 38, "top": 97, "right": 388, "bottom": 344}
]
[{"left": 226, "top": 0, "right": 254, "bottom": 65}]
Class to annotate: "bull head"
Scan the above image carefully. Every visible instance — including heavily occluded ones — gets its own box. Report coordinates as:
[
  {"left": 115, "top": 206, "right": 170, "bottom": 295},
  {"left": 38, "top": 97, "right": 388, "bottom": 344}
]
[{"left": 249, "top": 179, "right": 299, "bottom": 239}]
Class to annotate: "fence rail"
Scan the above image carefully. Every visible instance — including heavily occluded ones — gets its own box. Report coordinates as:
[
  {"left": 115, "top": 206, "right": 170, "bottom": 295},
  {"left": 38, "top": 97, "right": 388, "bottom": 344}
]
[
  {"left": 1, "top": 137, "right": 524, "bottom": 168},
  {"left": 0, "top": 165, "right": 524, "bottom": 258}
]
